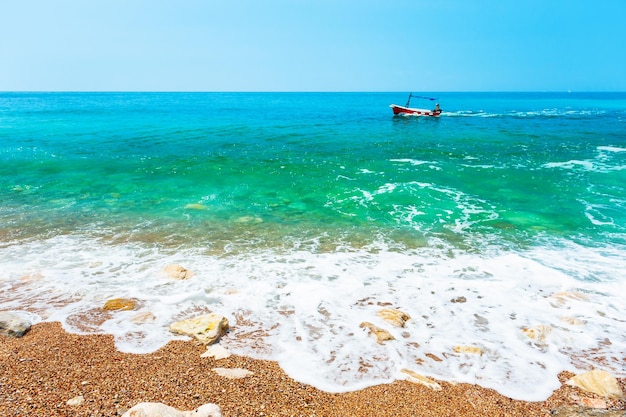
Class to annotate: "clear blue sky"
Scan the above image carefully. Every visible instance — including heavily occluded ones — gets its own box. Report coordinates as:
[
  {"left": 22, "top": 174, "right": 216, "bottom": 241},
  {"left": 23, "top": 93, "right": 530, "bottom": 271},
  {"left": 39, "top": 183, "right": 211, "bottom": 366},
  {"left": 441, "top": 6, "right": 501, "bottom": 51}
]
[{"left": 2, "top": 0, "right": 624, "bottom": 92}]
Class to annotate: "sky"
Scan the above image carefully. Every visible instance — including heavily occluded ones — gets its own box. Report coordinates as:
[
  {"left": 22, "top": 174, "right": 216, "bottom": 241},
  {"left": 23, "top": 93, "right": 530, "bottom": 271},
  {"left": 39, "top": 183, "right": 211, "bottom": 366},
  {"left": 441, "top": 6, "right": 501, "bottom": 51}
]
[{"left": 1, "top": 0, "right": 625, "bottom": 92}]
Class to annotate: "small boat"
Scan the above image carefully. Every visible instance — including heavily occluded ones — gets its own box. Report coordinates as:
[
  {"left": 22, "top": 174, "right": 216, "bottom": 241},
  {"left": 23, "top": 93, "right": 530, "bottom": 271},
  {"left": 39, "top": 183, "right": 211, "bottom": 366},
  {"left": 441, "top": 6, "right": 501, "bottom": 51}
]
[{"left": 390, "top": 93, "right": 442, "bottom": 117}]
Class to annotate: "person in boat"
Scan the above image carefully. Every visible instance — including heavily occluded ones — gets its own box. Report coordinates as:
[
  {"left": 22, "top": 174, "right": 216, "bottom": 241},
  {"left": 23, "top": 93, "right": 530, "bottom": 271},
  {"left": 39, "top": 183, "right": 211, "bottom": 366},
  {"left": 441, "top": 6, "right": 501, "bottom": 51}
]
[{"left": 434, "top": 103, "right": 441, "bottom": 113}]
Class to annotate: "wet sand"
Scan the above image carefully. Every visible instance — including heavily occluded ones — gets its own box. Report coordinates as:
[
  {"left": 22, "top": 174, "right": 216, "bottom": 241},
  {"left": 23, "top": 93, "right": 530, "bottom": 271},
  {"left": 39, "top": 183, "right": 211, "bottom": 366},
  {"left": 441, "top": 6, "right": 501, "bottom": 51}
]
[{"left": 1, "top": 322, "right": 624, "bottom": 416}]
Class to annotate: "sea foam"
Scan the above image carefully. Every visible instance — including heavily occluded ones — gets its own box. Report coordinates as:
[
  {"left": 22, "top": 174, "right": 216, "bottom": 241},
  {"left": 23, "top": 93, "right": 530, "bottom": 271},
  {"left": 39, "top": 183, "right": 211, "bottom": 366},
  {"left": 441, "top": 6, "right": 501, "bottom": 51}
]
[{"left": 1, "top": 234, "right": 624, "bottom": 401}]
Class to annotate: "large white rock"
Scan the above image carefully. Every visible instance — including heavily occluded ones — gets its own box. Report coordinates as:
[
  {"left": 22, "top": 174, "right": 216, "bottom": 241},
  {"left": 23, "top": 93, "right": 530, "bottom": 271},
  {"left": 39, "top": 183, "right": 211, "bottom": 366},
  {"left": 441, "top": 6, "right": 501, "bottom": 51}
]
[
  {"left": 566, "top": 369, "right": 624, "bottom": 399},
  {"left": 0, "top": 311, "right": 31, "bottom": 338},
  {"left": 169, "top": 314, "right": 229, "bottom": 345},
  {"left": 122, "top": 402, "right": 222, "bottom": 417}
]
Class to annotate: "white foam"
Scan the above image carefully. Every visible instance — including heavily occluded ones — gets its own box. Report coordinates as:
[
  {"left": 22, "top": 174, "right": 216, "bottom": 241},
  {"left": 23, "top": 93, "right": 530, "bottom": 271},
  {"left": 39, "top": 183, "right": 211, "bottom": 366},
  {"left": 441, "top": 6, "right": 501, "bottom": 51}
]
[
  {"left": 597, "top": 145, "right": 626, "bottom": 153},
  {"left": 543, "top": 160, "right": 595, "bottom": 170},
  {"left": 461, "top": 164, "right": 496, "bottom": 169},
  {"left": 390, "top": 159, "right": 436, "bottom": 166},
  {"left": 542, "top": 144, "right": 626, "bottom": 174},
  {"left": 1, "top": 235, "right": 625, "bottom": 401},
  {"left": 584, "top": 206, "right": 615, "bottom": 226}
]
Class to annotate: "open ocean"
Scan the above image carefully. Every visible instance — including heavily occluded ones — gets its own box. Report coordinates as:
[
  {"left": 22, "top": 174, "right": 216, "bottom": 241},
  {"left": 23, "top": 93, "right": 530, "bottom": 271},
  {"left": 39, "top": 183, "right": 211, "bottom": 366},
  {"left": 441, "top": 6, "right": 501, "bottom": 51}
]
[{"left": 1, "top": 92, "right": 625, "bottom": 401}]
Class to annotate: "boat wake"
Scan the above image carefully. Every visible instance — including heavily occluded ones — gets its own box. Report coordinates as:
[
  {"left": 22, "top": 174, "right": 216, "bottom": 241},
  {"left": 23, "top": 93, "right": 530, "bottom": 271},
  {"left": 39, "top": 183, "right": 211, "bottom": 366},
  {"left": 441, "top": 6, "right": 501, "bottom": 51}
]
[{"left": 446, "top": 109, "right": 608, "bottom": 119}]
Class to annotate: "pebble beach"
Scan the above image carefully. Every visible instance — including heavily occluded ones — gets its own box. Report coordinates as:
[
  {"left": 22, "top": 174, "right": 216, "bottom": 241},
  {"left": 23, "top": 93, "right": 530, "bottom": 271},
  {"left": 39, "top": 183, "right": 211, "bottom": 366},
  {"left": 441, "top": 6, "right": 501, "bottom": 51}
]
[{"left": 1, "top": 322, "right": 624, "bottom": 417}]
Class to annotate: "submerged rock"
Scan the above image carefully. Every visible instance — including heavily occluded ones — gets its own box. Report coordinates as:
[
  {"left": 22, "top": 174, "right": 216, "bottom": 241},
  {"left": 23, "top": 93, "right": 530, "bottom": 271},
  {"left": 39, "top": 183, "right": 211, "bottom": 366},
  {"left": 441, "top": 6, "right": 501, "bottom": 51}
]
[
  {"left": 400, "top": 369, "right": 442, "bottom": 390},
  {"left": 122, "top": 402, "right": 222, "bottom": 417},
  {"left": 163, "top": 264, "right": 194, "bottom": 280},
  {"left": 169, "top": 314, "right": 229, "bottom": 345},
  {"left": 549, "top": 291, "right": 590, "bottom": 307},
  {"left": 234, "top": 215, "right": 263, "bottom": 224},
  {"left": 453, "top": 345, "right": 483, "bottom": 355},
  {"left": 360, "top": 321, "right": 395, "bottom": 344},
  {"left": 184, "top": 203, "right": 208, "bottom": 211},
  {"left": 566, "top": 369, "right": 624, "bottom": 399},
  {"left": 377, "top": 308, "right": 411, "bottom": 327},
  {"left": 0, "top": 311, "right": 31, "bottom": 338},
  {"left": 521, "top": 324, "right": 552, "bottom": 342},
  {"left": 103, "top": 298, "right": 136, "bottom": 311},
  {"left": 19, "top": 273, "right": 44, "bottom": 283},
  {"left": 560, "top": 316, "right": 586, "bottom": 326},
  {"left": 130, "top": 311, "right": 156, "bottom": 324}
]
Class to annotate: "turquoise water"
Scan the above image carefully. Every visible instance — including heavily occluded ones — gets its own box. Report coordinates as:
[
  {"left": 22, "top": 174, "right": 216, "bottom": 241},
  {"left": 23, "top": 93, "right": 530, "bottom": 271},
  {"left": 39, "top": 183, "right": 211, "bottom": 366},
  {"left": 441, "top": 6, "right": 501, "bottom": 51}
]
[
  {"left": 1, "top": 92, "right": 625, "bottom": 400},
  {"left": 3, "top": 92, "right": 625, "bottom": 251}
]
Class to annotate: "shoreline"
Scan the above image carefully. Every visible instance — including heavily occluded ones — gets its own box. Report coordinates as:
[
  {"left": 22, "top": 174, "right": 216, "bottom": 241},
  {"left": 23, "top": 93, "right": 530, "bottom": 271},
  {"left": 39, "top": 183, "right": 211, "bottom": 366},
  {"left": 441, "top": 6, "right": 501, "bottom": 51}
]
[{"left": 1, "top": 322, "right": 624, "bottom": 416}]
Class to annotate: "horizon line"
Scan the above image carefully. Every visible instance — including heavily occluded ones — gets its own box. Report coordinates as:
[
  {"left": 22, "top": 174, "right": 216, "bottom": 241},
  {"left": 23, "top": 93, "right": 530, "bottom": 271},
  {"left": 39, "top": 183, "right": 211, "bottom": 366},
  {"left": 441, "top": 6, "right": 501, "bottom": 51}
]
[{"left": 2, "top": 90, "right": 625, "bottom": 94}]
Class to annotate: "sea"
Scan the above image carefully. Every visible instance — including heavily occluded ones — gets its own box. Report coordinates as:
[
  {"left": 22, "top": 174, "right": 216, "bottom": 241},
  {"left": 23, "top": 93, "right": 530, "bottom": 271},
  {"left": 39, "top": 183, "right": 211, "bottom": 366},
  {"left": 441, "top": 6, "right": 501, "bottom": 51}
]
[{"left": 1, "top": 92, "right": 625, "bottom": 401}]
